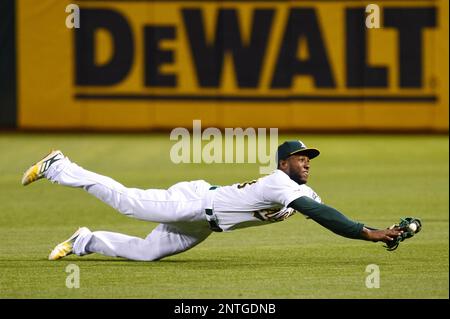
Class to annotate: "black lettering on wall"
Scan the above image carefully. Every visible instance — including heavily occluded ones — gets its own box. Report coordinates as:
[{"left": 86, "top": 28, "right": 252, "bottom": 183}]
[
  {"left": 346, "top": 8, "right": 387, "bottom": 88},
  {"left": 144, "top": 26, "right": 176, "bottom": 87},
  {"left": 182, "top": 8, "right": 274, "bottom": 88},
  {"left": 384, "top": 7, "right": 436, "bottom": 88},
  {"left": 271, "top": 8, "right": 335, "bottom": 88},
  {"left": 75, "top": 9, "right": 134, "bottom": 86}
]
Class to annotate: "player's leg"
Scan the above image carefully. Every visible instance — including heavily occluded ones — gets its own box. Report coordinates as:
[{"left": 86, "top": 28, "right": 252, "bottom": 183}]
[
  {"left": 23, "top": 151, "right": 209, "bottom": 224},
  {"left": 63, "top": 222, "right": 212, "bottom": 261}
]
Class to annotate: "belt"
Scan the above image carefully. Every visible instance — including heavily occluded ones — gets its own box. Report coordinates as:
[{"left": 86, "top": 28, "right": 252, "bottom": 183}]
[
  {"left": 205, "top": 186, "right": 222, "bottom": 232},
  {"left": 205, "top": 208, "right": 222, "bottom": 232}
]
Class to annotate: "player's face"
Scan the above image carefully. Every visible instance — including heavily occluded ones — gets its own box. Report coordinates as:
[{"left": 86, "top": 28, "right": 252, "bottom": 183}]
[{"left": 283, "top": 154, "right": 311, "bottom": 185}]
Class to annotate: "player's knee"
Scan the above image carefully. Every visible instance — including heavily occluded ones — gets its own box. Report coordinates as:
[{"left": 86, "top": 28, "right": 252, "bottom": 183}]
[
  {"left": 117, "top": 207, "right": 136, "bottom": 218},
  {"left": 114, "top": 195, "right": 140, "bottom": 218},
  {"left": 130, "top": 241, "right": 163, "bottom": 261},
  {"left": 138, "top": 251, "right": 162, "bottom": 262},
  {"left": 138, "top": 256, "right": 158, "bottom": 262}
]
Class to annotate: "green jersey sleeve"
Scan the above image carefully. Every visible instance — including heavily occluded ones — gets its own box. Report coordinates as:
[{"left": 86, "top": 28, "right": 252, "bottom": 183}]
[{"left": 288, "top": 196, "right": 364, "bottom": 240}]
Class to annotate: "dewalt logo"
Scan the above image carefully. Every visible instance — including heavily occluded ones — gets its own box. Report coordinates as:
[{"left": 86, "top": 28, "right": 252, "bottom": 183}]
[
  {"left": 16, "top": 0, "right": 448, "bottom": 130},
  {"left": 73, "top": 0, "right": 439, "bottom": 102}
]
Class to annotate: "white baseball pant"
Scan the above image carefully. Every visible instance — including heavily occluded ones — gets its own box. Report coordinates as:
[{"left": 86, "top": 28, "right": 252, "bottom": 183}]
[{"left": 46, "top": 157, "right": 213, "bottom": 261}]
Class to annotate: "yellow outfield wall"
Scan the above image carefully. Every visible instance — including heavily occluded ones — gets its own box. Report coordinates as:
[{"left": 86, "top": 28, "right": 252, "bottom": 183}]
[{"left": 17, "top": 0, "right": 448, "bottom": 131}]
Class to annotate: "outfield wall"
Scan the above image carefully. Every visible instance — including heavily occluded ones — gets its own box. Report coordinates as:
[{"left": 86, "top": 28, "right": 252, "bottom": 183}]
[{"left": 0, "top": 0, "right": 448, "bottom": 131}]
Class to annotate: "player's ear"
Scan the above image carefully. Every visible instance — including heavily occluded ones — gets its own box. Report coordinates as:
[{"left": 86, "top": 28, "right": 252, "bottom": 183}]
[{"left": 278, "top": 159, "right": 288, "bottom": 171}]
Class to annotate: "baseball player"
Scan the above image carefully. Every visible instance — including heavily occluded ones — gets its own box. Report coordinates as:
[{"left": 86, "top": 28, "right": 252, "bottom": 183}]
[{"left": 21, "top": 140, "right": 414, "bottom": 261}]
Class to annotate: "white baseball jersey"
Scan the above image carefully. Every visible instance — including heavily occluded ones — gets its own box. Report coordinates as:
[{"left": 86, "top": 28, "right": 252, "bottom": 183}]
[
  {"left": 45, "top": 158, "right": 321, "bottom": 261},
  {"left": 212, "top": 169, "right": 322, "bottom": 231}
]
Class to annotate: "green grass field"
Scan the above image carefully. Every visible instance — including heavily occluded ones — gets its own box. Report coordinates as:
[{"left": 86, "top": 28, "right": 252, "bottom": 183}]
[{"left": 0, "top": 133, "right": 448, "bottom": 298}]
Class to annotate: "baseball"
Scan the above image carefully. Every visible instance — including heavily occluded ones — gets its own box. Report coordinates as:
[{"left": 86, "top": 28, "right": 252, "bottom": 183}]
[{"left": 409, "top": 223, "right": 418, "bottom": 232}]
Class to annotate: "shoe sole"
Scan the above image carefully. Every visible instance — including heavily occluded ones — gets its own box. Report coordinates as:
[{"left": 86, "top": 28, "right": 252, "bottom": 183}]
[{"left": 22, "top": 150, "right": 62, "bottom": 186}]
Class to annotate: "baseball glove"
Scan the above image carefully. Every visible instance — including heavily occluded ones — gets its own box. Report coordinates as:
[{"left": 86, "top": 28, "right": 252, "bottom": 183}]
[{"left": 384, "top": 217, "right": 422, "bottom": 251}]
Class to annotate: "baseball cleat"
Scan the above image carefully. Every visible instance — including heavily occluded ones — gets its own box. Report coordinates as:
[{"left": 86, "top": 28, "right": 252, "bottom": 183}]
[
  {"left": 21, "top": 150, "right": 64, "bottom": 186},
  {"left": 48, "top": 227, "right": 91, "bottom": 260}
]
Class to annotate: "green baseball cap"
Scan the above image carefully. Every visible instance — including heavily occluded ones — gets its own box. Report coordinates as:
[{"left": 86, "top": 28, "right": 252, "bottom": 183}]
[{"left": 276, "top": 140, "right": 320, "bottom": 162}]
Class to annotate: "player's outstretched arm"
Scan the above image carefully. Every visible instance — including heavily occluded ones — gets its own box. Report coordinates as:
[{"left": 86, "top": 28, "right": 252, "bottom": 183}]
[
  {"left": 359, "top": 227, "right": 404, "bottom": 242},
  {"left": 288, "top": 196, "right": 403, "bottom": 243}
]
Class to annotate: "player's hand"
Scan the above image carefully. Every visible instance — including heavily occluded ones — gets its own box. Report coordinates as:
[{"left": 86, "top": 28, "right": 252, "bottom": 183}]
[{"left": 361, "top": 227, "right": 404, "bottom": 243}]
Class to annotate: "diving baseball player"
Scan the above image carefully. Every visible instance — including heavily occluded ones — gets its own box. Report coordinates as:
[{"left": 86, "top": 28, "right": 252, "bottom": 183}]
[{"left": 21, "top": 140, "right": 420, "bottom": 261}]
